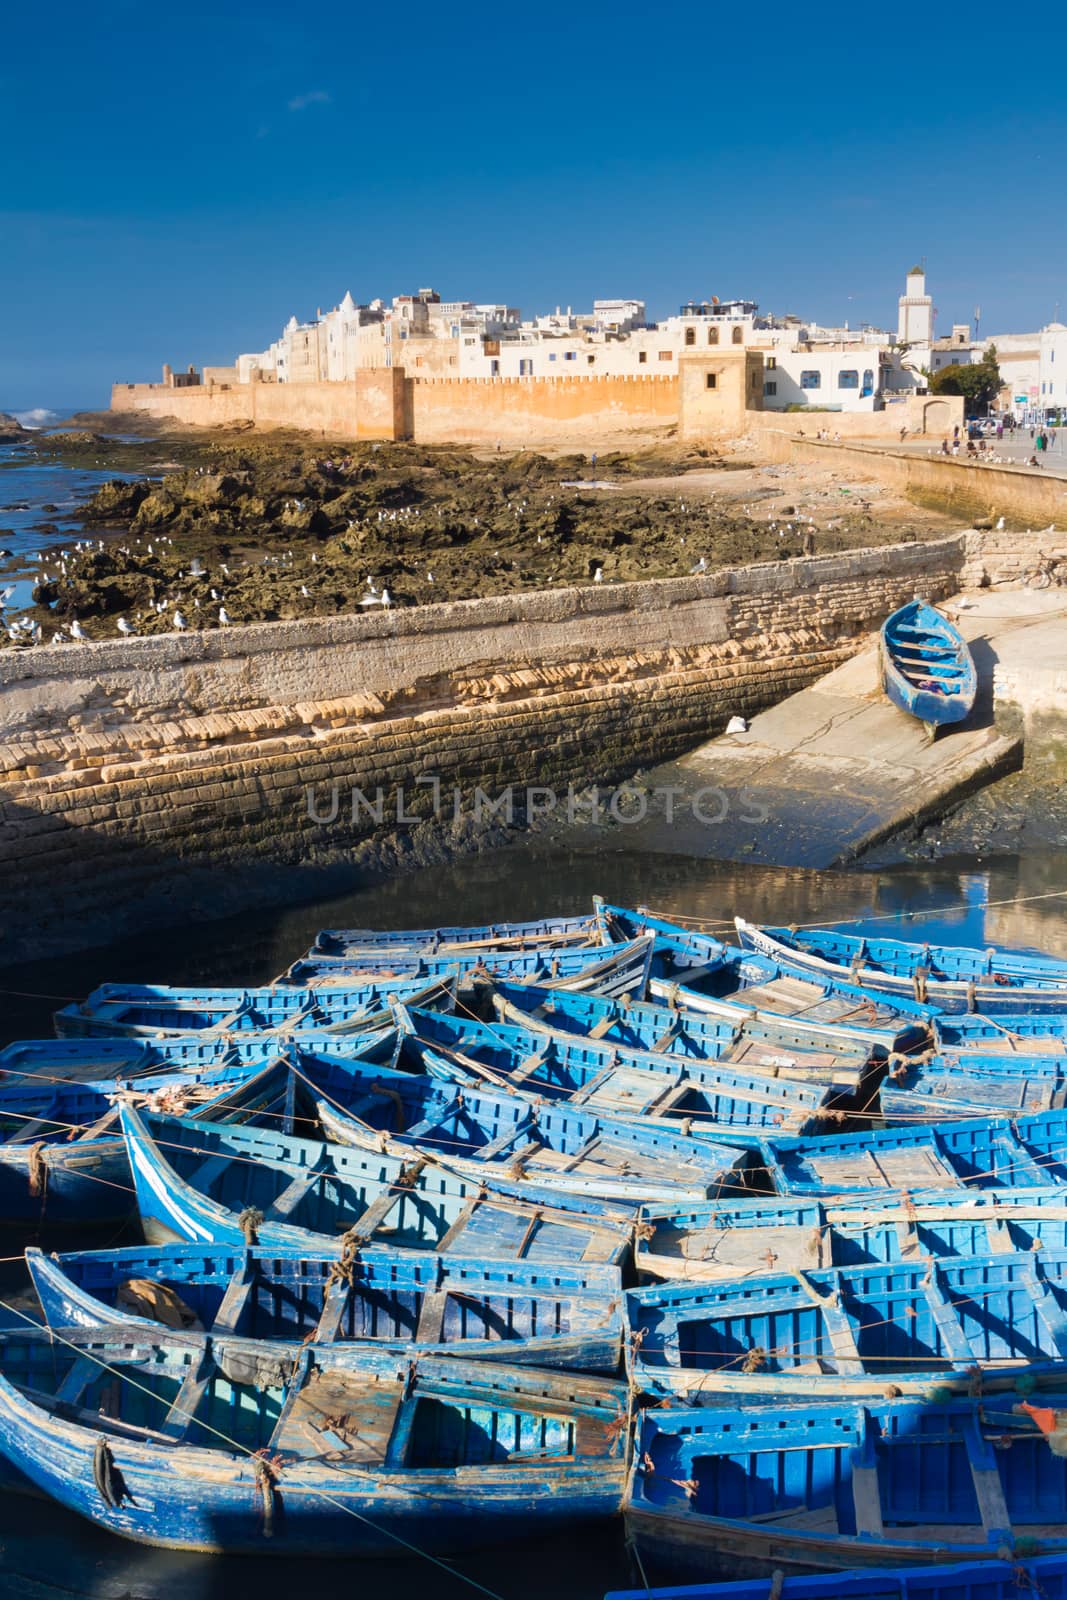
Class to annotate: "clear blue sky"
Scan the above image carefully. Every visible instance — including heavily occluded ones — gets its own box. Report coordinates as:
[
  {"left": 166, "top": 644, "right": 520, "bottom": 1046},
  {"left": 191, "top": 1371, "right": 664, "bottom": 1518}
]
[{"left": 3, "top": 0, "right": 1065, "bottom": 410}]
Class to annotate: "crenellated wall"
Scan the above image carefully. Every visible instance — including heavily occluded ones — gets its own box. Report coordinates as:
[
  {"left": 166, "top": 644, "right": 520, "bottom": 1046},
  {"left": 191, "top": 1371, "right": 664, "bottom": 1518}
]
[{"left": 0, "top": 537, "right": 968, "bottom": 960}]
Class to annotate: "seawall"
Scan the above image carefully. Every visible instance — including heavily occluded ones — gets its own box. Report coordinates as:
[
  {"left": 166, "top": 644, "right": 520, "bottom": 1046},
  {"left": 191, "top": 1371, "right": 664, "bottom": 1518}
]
[{"left": 0, "top": 538, "right": 967, "bottom": 962}]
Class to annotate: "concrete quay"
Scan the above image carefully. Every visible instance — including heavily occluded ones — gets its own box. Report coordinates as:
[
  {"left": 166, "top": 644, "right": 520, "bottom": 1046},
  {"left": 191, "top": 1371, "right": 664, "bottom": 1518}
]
[{"left": 643, "top": 592, "right": 1067, "bottom": 869}]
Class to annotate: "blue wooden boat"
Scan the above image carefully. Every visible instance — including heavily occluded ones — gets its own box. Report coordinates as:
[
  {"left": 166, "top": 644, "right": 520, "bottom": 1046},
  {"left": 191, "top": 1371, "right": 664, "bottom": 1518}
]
[
  {"left": 604, "top": 1555, "right": 1067, "bottom": 1600},
  {"left": 491, "top": 981, "right": 876, "bottom": 1092},
  {"left": 397, "top": 1006, "right": 836, "bottom": 1139},
  {"left": 0, "top": 1325, "right": 628, "bottom": 1555},
  {"left": 737, "top": 919, "right": 1067, "bottom": 1016},
  {"left": 598, "top": 905, "right": 934, "bottom": 1054},
  {"left": 120, "top": 1103, "right": 636, "bottom": 1263},
  {"left": 759, "top": 1106, "right": 1067, "bottom": 1198},
  {"left": 54, "top": 974, "right": 456, "bottom": 1041},
  {"left": 0, "top": 1050, "right": 308, "bottom": 1229},
  {"left": 626, "top": 1389, "right": 1067, "bottom": 1578},
  {"left": 299, "top": 1048, "right": 751, "bottom": 1202},
  {"left": 938, "top": 1013, "right": 1067, "bottom": 1054},
  {"left": 880, "top": 1057, "right": 1066, "bottom": 1120},
  {"left": 27, "top": 1242, "right": 624, "bottom": 1372},
  {"left": 880, "top": 597, "right": 977, "bottom": 736},
  {"left": 310, "top": 909, "right": 600, "bottom": 957},
  {"left": 634, "top": 1189, "right": 1067, "bottom": 1282},
  {"left": 627, "top": 1245, "right": 1067, "bottom": 1398},
  {"left": 282, "top": 933, "right": 655, "bottom": 995}
]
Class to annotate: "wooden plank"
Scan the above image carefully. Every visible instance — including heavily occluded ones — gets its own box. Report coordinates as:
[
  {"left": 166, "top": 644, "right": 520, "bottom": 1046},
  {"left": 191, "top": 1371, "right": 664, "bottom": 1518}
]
[
  {"left": 313, "top": 1281, "right": 349, "bottom": 1344},
  {"left": 851, "top": 1467, "right": 884, "bottom": 1536},
  {"left": 415, "top": 1287, "right": 450, "bottom": 1343},
  {"left": 55, "top": 1356, "right": 101, "bottom": 1407},
  {"left": 161, "top": 1352, "right": 213, "bottom": 1441},
  {"left": 211, "top": 1267, "right": 254, "bottom": 1334},
  {"left": 434, "top": 1195, "right": 479, "bottom": 1254},
  {"left": 1023, "top": 1263, "right": 1067, "bottom": 1357},
  {"left": 262, "top": 1165, "right": 325, "bottom": 1223},
  {"left": 964, "top": 1420, "right": 1013, "bottom": 1539},
  {"left": 791, "top": 1273, "right": 863, "bottom": 1373},
  {"left": 923, "top": 1266, "right": 977, "bottom": 1363}
]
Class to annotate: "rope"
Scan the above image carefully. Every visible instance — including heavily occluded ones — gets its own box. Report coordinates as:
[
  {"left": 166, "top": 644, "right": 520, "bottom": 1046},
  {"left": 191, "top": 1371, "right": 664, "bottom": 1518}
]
[
  {"left": 0, "top": 1295, "right": 508, "bottom": 1599},
  {"left": 643, "top": 888, "right": 1067, "bottom": 935}
]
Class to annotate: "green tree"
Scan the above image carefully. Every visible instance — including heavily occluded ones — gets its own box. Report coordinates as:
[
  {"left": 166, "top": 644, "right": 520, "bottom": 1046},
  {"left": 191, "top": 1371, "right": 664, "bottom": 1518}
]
[{"left": 929, "top": 346, "right": 1002, "bottom": 413}]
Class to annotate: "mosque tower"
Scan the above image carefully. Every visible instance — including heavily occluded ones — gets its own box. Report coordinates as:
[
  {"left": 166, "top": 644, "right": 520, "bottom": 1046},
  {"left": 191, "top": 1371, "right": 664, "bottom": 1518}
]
[{"left": 897, "top": 264, "right": 935, "bottom": 344}]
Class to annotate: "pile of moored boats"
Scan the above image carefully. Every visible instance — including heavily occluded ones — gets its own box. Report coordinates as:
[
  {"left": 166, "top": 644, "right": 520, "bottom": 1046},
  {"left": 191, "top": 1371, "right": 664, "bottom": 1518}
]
[{"left": 5, "top": 897, "right": 1067, "bottom": 1598}]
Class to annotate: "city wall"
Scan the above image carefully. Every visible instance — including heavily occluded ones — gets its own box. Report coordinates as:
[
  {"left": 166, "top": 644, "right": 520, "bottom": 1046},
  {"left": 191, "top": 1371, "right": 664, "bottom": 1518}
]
[
  {"left": 0, "top": 537, "right": 966, "bottom": 961},
  {"left": 409, "top": 374, "right": 679, "bottom": 444}
]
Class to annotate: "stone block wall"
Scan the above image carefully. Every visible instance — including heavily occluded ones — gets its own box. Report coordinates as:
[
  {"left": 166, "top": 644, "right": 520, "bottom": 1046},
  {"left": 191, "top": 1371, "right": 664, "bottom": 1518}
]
[{"left": 0, "top": 537, "right": 967, "bottom": 960}]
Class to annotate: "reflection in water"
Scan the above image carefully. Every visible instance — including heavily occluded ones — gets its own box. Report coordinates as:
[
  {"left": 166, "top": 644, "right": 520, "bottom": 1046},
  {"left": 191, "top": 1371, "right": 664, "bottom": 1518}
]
[{"left": 1, "top": 841, "right": 1066, "bottom": 1596}]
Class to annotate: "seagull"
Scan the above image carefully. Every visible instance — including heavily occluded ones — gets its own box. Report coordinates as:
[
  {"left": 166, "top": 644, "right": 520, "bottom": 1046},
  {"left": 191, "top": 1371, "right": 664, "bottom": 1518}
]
[
  {"left": 0, "top": 586, "right": 15, "bottom": 604},
  {"left": 70, "top": 620, "right": 89, "bottom": 641},
  {"left": 51, "top": 630, "right": 67, "bottom": 644},
  {"left": 381, "top": 588, "right": 392, "bottom": 607},
  {"left": 218, "top": 607, "right": 231, "bottom": 625},
  {"left": 116, "top": 617, "right": 136, "bottom": 636},
  {"left": 995, "top": 517, "right": 1005, "bottom": 531},
  {"left": 300, "top": 585, "right": 310, "bottom": 598},
  {"left": 690, "top": 557, "right": 707, "bottom": 573},
  {"left": 593, "top": 567, "right": 603, "bottom": 583},
  {"left": 173, "top": 610, "right": 187, "bottom": 631}
]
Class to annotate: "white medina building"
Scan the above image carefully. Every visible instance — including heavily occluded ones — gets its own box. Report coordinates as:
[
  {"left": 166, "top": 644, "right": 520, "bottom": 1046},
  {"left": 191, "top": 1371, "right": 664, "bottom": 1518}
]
[{"left": 1038, "top": 323, "right": 1067, "bottom": 416}]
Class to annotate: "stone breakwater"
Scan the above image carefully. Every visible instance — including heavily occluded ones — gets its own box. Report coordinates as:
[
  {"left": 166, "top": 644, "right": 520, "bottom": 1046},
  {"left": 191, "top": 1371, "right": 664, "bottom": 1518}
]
[{"left": 0, "top": 537, "right": 968, "bottom": 962}]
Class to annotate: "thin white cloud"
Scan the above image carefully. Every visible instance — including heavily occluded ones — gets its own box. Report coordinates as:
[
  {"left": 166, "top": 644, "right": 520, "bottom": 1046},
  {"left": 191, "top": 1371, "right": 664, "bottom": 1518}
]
[{"left": 288, "top": 90, "right": 331, "bottom": 112}]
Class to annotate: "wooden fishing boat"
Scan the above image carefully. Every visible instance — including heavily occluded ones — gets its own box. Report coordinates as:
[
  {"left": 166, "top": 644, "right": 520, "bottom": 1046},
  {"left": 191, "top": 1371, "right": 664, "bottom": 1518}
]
[
  {"left": 627, "top": 1245, "right": 1067, "bottom": 1398},
  {"left": 597, "top": 905, "right": 934, "bottom": 1054},
  {"left": 634, "top": 1189, "right": 1067, "bottom": 1283},
  {"left": 879, "top": 1056, "right": 1065, "bottom": 1120},
  {"left": 759, "top": 1105, "right": 1067, "bottom": 1198},
  {"left": 54, "top": 975, "right": 456, "bottom": 1041},
  {"left": 0, "top": 1051, "right": 304, "bottom": 1229},
  {"left": 299, "top": 1048, "right": 751, "bottom": 1203},
  {"left": 937, "top": 1013, "right": 1067, "bottom": 1054},
  {"left": 0, "top": 1325, "right": 628, "bottom": 1555},
  {"left": 490, "top": 981, "right": 875, "bottom": 1092},
  {"left": 120, "top": 1104, "right": 636, "bottom": 1264},
  {"left": 283, "top": 934, "right": 655, "bottom": 997},
  {"left": 604, "top": 1555, "right": 1067, "bottom": 1600},
  {"left": 737, "top": 919, "right": 1067, "bottom": 1015},
  {"left": 881, "top": 597, "right": 977, "bottom": 737},
  {"left": 625, "top": 1389, "right": 1067, "bottom": 1579},
  {"left": 397, "top": 1006, "right": 836, "bottom": 1139},
  {"left": 27, "top": 1242, "right": 625, "bottom": 1372},
  {"left": 309, "top": 909, "right": 600, "bottom": 957}
]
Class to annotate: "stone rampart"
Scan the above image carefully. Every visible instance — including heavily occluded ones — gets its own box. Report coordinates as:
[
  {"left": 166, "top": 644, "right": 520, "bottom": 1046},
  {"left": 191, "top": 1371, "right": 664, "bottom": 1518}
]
[{"left": 0, "top": 538, "right": 967, "bottom": 960}]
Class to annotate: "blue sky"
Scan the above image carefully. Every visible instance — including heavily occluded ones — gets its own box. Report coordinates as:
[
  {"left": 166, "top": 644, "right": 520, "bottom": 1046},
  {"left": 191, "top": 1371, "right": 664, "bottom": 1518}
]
[{"left": 3, "top": 0, "right": 1065, "bottom": 409}]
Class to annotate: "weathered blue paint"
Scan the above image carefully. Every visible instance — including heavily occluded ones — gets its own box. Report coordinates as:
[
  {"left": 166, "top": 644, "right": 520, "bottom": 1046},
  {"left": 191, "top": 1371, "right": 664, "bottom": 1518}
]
[
  {"left": 759, "top": 1106, "right": 1067, "bottom": 1197},
  {"left": 635, "top": 1189, "right": 1067, "bottom": 1283},
  {"left": 626, "top": 1389, "right": 1067, "bottom": 1577},
  {"left": 491, "top": 980, "right": 875, "bottom": 1092},
  {"left": 881, "top": 598, "right": 977, "bottom": 729},
  {"left": 301, "top": 1047, "right": 750, "bottom": 1202},
  {"left": 627, "top": 1245, "right": 1067, "bottom": 1396},
  {"left": 0, "top": 1326, "right": 628, "bottom": 1555},
  {"left": 604, "top": 1554, "right": 1067, "bottom": 1600},
  {"left": 398, "top": 1006, "right": 835, "bottom": 1140},
  {"left": 28, "top": 1242, "right": 625, "bottom": 1372},
  {"left": 54, "top": 975, "right": 456, "bottom": 1040},
  {"left": 738, "top": 919, "right": 1067, "bottom": 1016},
  {"left": 598, "top": 905, "right": 934, "bottom": 1052},
  {"left": 120, "top": 1103, "right": 636, "bottom": 1264},
  {"left": 310, "top": 909, "right": 601, "bottom": 957},
  {"left": 283, "top": 934, "right": 654, "bottom": 994}
]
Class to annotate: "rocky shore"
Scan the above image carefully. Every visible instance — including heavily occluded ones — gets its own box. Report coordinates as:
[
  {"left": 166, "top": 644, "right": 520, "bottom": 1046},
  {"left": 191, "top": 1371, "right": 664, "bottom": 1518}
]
[{"left": 3, "top": 423, "right": 959, "bottom": 641}]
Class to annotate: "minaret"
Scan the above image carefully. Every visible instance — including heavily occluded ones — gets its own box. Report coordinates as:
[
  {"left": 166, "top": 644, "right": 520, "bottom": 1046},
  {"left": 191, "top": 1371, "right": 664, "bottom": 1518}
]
[{"left": 898, "top": 265, "right": 934, "bottom": 344}]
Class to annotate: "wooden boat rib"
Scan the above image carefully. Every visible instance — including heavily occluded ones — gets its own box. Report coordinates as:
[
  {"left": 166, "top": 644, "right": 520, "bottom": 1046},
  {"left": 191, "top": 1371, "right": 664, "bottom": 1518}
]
[
  {"left": 626, "top": 1390, "right": 1067, "bottom": 1578},
  {"left": 397, "top": 1005, "right": 836, "bottom": 1140},
  {"left": 27, "top": 1243, "right": 625, "bottom": 1372},
  {"left": 490, "top": 980, "right": 875, "bottom": 1092},
  {"left": 880, "top": 597, "right": 977, "bottom": 734},
  {"left": 737, "top": 918, "right": 1067, "bottom": 1015},
  {"left": 627, "top": 1244, "right": 1067, "bottom": 1397},
  {"left": 0, "top": 1325, "right": 628, "bottom": 1555},
  {"left": 634, "top": 1189, "right": 1067, "bottom": 1282},
  {"left": 120, "top": 1103, "right": 636, "bottom": 1265}
]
